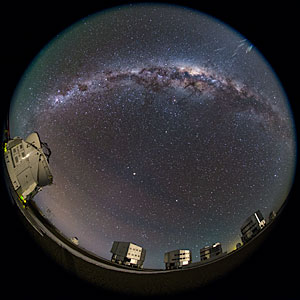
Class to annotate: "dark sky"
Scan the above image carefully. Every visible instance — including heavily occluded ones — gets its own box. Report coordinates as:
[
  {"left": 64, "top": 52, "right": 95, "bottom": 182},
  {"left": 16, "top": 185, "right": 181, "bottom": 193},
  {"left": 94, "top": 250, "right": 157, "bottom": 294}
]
[{"left": 9, "top": 4, "right": 296, "bottom": 269}]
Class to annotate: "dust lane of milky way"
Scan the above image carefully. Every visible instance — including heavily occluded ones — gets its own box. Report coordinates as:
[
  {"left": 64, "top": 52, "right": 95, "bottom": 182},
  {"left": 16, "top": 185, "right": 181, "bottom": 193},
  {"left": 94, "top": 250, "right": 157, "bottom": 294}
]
[{"left": 46, "top": 64, "right": 291, "bottom": 141}]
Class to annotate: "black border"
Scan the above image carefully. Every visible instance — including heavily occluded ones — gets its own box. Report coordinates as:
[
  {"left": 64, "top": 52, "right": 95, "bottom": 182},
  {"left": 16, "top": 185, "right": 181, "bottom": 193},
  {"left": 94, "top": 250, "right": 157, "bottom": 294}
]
[{"left": 1, "top": 2, "right": 298, "bottom": 299}]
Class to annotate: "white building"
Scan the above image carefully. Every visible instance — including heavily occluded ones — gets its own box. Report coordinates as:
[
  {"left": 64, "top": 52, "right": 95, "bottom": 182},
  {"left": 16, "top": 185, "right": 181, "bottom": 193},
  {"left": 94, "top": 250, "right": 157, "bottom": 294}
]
[
  {"left": 200, "top": 242, "right": 223, "bottom": 261},
  {"left": 164, "top": 249, "right": 192, "bottom": 270},
  {"left": 4, "top": 132, "right": 53, "bottom": 206},
  {"left": 70, "top": 237, "right": 79, "bottom": 245},
  {"left": 241, "top": 210, "right": 266, "bottom": 244},
  {"left": 110, "top": 241, "right": 146, "bottom": 268}
]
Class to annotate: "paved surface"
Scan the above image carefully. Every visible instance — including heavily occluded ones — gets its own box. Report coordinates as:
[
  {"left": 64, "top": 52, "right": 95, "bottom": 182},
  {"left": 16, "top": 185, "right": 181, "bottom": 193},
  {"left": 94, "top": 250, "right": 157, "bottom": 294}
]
[
  {"left": 7, "top": 183, "right": 276, "bottom": 296},
  {"left": 1, "top": 157, "right": 294, "bottom": 296}
]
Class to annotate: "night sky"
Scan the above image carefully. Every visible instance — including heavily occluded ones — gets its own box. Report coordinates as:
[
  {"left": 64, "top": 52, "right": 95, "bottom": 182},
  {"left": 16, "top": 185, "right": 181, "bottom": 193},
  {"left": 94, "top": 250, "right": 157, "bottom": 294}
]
[{"left": 9, "top": 4, "right": 296, "bottom": 269}]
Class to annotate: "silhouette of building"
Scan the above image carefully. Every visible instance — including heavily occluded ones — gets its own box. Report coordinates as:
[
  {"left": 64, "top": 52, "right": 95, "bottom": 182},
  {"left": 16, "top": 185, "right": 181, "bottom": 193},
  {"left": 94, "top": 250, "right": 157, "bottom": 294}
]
[
  {"left": 241, "top": 210, "right": 266, "bottom": 244},
  {"left": 269, "top": 210, "right": 277, "bottom": 222},
  {"left": 236, "top": 242, "right": 242, "bottom": 250}
]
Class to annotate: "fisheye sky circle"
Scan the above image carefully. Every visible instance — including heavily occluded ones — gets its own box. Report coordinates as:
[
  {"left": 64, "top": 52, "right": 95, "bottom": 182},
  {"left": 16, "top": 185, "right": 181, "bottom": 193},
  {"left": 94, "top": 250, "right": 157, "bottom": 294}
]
[{"left": 9, "top": 3, "right": 296, "bottom": 269}]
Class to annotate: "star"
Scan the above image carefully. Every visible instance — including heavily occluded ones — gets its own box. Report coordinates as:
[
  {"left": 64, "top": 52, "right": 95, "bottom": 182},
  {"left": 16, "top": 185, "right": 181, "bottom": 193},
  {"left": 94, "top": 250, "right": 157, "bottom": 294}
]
[{"left": 9, "top": 3, "right": 296, "bottom": 270}]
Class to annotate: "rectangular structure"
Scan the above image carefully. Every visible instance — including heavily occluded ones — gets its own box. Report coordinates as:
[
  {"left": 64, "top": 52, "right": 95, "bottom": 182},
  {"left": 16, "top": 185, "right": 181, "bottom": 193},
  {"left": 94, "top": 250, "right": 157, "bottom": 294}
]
[
  {"left": 164, "top": 249, "right": 192, "bottom": 270},
  {"left": 241, "top": 210, "right": 266, "bottom": 244},
  {"left": 200, "top": 242, "right": 223, "bottom": 261},
  {"left": 110, "top": 241, "right": 146, "bottom": 268}
]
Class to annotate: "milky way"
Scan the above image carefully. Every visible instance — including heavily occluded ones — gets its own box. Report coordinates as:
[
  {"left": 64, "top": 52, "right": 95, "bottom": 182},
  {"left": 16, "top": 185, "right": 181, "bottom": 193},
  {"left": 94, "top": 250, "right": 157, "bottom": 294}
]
[
  {"left": 9, "top": 4, "right": 296, "bottom": 268},
  {"left": 47, "top": 64, "right": 290, "bottom": 139}
]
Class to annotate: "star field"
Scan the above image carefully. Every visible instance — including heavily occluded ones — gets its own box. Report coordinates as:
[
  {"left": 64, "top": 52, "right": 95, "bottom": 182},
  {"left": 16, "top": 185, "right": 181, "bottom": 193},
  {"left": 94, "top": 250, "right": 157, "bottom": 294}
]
[{"left": 9, "top": 4, "right": 296, "bottom": 268}]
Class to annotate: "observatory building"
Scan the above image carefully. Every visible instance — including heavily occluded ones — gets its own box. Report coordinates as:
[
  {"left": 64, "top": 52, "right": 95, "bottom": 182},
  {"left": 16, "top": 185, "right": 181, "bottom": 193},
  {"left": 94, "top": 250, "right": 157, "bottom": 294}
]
[
  {"left": 200, "top": 242, "right": 223, "bottom": 261},
  {"left": 269, "top": 210, "right": 277, "bottom": 222},
  {"left": 241, "top": 210, "right": 266, "bottom": 244},
  {"left": 164, "top": 249, "right": 192, "bottom": 270},
  {"left": 110, "top": 241, "right": 146, "bottom": 268},
  {"left": 4, "top": 132, "right": 53, "bottom": 206}
]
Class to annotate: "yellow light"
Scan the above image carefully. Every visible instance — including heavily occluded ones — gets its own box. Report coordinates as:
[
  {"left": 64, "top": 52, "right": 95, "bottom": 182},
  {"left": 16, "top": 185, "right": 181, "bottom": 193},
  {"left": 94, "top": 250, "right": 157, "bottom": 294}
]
[
  {"left": 18, "top": 195, "right": 27, "bottom": 205},
  {"left": 3, "top": 143, "right": 7, "bottom": 153}
]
